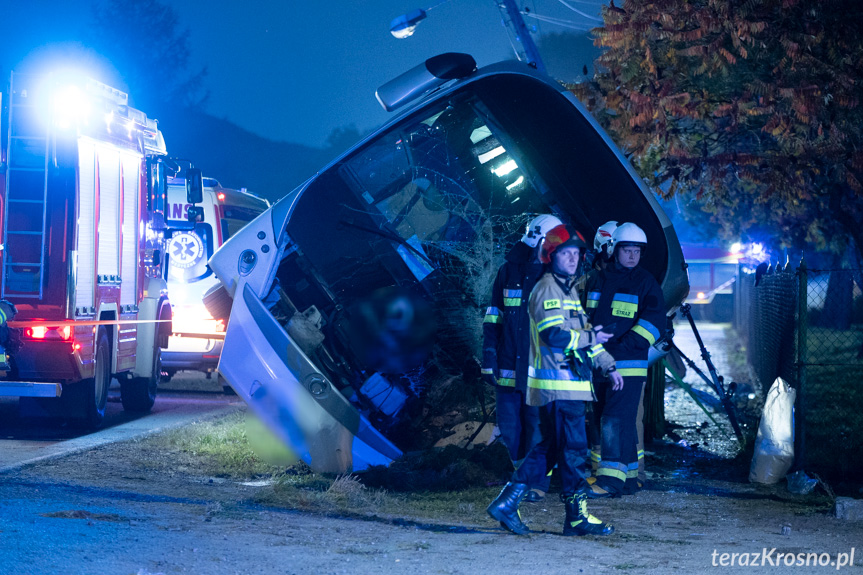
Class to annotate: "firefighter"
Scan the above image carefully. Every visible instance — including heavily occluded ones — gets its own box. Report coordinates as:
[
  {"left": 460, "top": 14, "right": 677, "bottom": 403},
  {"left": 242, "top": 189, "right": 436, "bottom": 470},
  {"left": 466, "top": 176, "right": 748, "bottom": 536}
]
[
  {"left": 585, "top": 222, "right": 665, "bottom": 497},
  {"left": 487, "top": 224, "right": 622, "bottom": 537},
  {"left": 585, "top": 221, "right": 618, "bottom": 474},
  {"left": 593, "top": 221, "right": 618, "bottom": 271},
  {"left": 0, "top": 299, "right": 18, "bottom": 372},
  {"left": 482, "top": 214, "right": 561, "bottom": 502}
]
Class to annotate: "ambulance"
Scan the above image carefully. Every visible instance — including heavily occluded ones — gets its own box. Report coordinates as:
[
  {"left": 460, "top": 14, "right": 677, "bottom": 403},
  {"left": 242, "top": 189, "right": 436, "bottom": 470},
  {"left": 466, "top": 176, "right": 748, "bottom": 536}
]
[{"left": 162, "top": 174, "right": 268, "bottom": 379}]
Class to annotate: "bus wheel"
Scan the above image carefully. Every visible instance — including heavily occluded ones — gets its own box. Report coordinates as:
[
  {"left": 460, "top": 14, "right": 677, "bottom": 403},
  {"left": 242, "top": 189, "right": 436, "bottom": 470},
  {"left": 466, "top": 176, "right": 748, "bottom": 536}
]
[
  {"left": 121, "top": 346, "right": 159, "bottom": 412},
  {"left": 81, "top": 328, "right": 111, "bottom": 428}
]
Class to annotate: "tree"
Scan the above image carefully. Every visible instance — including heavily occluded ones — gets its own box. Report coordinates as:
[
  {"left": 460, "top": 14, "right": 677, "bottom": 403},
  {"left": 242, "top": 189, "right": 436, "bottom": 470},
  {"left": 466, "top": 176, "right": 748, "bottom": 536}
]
[
  {"left": 89, "top": 0, "right": 207, "bottom": 109},
  {"left": 571, "top": 0, "right": 863, "bottom": 263}
]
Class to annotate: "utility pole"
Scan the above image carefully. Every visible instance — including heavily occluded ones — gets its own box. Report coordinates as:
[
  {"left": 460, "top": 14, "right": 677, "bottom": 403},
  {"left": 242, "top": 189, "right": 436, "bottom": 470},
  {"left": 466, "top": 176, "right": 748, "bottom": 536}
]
[{"left": 497, "top": 0, "right": 547, "bottom": 74}]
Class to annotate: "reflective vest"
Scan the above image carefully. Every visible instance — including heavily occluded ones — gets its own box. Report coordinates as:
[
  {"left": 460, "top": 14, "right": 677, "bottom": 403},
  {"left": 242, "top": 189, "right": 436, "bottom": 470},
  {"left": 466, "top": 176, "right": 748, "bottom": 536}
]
[{"left": 526, "top": 272, "right": 615, "bottom": 406}]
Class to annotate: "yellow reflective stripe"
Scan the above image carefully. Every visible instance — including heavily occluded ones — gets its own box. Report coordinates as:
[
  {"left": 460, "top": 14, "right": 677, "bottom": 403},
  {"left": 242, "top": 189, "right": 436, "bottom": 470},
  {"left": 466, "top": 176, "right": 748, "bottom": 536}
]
[
  {"left": 532, "top": 322, "right": 542, "bottom": 369},
  {"left": 503, "top": 297, "right": 521, "bottom": 307},
  {"left": 586, "top": 300, "right": 598, "bottom": 309},
  {"left": 565, "top": 329, "right": 579, "bottom": 351},
  {"left": 637, "top": 450, "right": 645, "bottom": 460},
  {"left": 537, "top": 315, "right": 565, "bottom": 332},
  {"left": 618, "top": 368, "right": 648, "bottom": 378},
  {"left": 0, "top": 308, "right": 6, "bottom": 323},
  {"left": 562, "top": 299, "right": 583, "bottom": 311},
  {"left": 497, "top": 377, "right": 516, "bottom": 387},
  {"left": 483, "top": 315, "right": 502, "bottom": 324},
  {"left": 596, "top": 467, "right": 627, "bottom": 482},
  {"left": 590, "top": 451, "right": 602, "bottom": 462},
  {"left": 527, "top": 377, "right": 593, "bottom": 392},
  {"left": 611, "top": 300, "right": 638, "bottom": 313},
  {"left": 632, "top": 324, "right": 657, "bottom": 345},
  {"left": 481, "top": 368, "right": 494, "bottom": 375},
  {"left": 626, "top": 468, "right": 640, "bottom": 479},
  {"left": 587, "top": 344, "right": 604, "bottom": 358}
]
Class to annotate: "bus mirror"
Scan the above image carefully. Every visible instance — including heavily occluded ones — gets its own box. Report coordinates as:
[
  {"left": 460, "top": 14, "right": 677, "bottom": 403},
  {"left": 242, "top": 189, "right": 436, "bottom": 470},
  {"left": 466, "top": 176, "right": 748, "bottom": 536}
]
[
  {"left": 187, "top": 205, "right": 204, "bottom": 223},
  {"left": 186, "top": 167, "right": 204, "bottom": 204}
]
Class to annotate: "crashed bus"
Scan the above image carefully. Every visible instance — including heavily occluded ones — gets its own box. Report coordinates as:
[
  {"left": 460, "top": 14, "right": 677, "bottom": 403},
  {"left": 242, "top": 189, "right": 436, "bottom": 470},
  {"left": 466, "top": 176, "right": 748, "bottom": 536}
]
[{"left": 206, "top": 54, "right": 690, "bottom": 473}]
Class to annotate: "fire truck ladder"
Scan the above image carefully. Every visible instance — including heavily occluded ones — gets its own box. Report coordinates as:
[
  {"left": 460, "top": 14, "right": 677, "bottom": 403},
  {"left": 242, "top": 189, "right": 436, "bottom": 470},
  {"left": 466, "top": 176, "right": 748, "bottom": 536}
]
[{"left": 2, "top": 73, "right": 49, "bottom": 299}]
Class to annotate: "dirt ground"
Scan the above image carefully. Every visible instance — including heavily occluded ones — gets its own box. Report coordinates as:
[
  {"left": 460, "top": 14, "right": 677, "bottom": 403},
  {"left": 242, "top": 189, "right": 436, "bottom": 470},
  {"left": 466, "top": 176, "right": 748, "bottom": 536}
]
[
  {"left": 1, "top": 414, "right": 861, "bottom": 575},
  {"left": 2, "top": 323, "right": 862, "bottom": 574}
]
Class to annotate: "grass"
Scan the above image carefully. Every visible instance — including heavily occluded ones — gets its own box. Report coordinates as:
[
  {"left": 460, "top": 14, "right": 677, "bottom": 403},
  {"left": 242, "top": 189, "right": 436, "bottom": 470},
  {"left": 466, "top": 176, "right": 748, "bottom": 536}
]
[
  {"left": 149, "top": 409, "right": 507, "bottom": 524},
  {"left": 152, "top": 411, "right": 289, "bottom": 479}
]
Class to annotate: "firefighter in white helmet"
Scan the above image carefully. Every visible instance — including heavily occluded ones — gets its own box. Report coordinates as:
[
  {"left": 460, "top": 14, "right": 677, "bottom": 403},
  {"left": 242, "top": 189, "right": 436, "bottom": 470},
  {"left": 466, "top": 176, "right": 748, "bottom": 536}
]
[
  {"left": 593, "top": 221, "right": 619, "bottom": 268},
  {"left": 481, "top": 214, "right": 561, "bottom": 502},
  {"left": 487, "top": 224, "right": 621, "bottom": 536},
  {"left": 584, "top": 222, "right": 665, "bottom": 497},
  {"left": 583, "top": 220, "right": 619, "bottom": 473}
]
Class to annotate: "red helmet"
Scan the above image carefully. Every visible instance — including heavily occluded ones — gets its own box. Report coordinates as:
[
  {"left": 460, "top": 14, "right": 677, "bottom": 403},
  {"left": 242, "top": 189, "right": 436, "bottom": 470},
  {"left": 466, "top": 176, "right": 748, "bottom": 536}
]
[{"left": 540, "top": 225, "right": 587, "bottom": 264}]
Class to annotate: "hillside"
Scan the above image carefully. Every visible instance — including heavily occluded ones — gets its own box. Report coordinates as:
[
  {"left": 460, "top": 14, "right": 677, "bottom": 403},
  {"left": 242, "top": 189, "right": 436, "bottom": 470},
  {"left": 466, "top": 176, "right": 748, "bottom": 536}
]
[{"left": 152, "top": 105, "right": 339, "bottom": 203}]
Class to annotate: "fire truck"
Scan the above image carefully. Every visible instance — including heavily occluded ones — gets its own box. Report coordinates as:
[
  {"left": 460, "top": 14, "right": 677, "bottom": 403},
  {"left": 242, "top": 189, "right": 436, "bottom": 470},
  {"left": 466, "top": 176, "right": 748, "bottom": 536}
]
[{"left": 0, "top": 72, "right": 175, "bottom": 427}]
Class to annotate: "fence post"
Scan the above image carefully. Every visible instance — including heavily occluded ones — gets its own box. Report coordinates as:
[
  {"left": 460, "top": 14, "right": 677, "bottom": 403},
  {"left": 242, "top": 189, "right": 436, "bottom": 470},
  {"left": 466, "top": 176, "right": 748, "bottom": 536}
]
[{"left": 792, "top": 258, "right": 808, "bottom": 472}]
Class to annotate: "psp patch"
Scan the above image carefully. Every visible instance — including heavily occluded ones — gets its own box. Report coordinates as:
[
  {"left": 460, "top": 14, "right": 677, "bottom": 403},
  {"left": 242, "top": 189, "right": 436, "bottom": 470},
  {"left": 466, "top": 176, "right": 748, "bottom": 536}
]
[{"left": 543, "top": 299, "right": 561, "bottom": 310}]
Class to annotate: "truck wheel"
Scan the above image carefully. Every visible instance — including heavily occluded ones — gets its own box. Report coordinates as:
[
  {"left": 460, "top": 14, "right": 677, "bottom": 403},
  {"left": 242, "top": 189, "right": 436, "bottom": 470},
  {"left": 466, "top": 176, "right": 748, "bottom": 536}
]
[
  {"left": 121, "top": 347, "right": 160, "bottom": 412},
  {"left": 82, "top": 328, "right": 111, "bottom": 428}
]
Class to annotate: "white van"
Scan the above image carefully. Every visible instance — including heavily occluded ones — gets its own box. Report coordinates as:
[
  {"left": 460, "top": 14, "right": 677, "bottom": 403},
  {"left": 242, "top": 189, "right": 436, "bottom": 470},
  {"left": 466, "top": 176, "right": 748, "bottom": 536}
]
[{"left": 162, "top": 177, "right": 269, "bottom": 379}]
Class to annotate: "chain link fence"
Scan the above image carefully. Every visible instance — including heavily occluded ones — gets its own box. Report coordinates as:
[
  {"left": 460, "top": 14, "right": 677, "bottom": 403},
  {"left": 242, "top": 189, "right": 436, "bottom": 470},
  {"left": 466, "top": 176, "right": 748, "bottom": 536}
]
[{"left": 734, "top": 263, "right": 863, "bottom": 481}]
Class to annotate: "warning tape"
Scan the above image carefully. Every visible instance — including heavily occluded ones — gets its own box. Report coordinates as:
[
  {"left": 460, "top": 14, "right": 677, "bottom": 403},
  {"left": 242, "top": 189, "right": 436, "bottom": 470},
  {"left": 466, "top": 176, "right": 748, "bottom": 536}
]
[{"left": 7, "top": 318, "right": 173, "bottom": 329}]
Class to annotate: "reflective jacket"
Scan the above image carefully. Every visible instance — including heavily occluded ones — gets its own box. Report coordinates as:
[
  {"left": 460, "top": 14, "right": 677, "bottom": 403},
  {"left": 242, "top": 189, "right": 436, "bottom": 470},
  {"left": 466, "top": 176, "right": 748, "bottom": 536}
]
[
  {"left": 481, "top": 242, "right": 544, "bottom": 391},
  {"left": 526, "top": 271, "right": 615, "bottom": 407},
  {"left": 584, "top": 263, "right": 666, "bottom": 379}
]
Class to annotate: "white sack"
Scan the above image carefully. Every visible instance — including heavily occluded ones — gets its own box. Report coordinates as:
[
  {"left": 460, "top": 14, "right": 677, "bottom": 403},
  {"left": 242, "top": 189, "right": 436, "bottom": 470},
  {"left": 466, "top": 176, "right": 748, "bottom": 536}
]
[{"left": 749, "top": 377, "right": 796, "bottom": 484}]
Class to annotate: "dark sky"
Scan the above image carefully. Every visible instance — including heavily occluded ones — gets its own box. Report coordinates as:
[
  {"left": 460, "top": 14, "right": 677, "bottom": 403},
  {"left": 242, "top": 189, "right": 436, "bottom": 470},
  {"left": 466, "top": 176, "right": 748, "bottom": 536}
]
[{"left": 2, "top": 0, "right": 603, "bottom": 147}]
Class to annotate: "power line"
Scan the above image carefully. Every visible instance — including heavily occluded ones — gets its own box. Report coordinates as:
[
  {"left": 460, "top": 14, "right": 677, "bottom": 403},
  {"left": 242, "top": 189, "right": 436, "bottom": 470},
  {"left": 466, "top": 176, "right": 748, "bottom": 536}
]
[
  {"left": 522, "top": 12, "right": 596, "bottom": 31},
  {"left": 551, "top": 0, "right": 604, "bottom": 22}
]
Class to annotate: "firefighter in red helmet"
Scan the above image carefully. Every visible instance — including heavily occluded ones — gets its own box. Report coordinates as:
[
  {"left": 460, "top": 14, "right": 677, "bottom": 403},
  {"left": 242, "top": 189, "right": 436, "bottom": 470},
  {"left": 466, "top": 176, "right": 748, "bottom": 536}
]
[{"left": 487, "top": 224, "right": 622, "bottom": 537}]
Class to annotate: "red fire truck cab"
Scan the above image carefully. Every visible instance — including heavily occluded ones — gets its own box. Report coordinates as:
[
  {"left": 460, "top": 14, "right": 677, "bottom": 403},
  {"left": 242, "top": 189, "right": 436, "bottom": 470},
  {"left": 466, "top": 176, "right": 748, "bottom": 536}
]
[{"left": 0, "top": 72, "right": 174, "bottom": 427}]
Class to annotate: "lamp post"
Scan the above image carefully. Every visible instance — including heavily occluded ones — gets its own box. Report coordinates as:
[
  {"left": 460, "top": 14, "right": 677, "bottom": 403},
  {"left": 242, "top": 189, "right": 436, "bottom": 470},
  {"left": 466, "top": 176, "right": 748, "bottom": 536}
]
[
  {"left": 496, "top": 0, "right": 546, "bottom": 74},
  {"left": 390, "top": 0, "right": 547, "bottom": 74}
]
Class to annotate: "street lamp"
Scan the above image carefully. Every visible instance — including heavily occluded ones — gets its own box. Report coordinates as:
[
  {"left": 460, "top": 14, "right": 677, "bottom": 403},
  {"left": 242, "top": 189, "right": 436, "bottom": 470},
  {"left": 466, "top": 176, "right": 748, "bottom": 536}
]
[
  {"left": 390, "top": 0, "right": 547, "bottom": 74},
  {"left": 389, "top": 9, "right": 428, "bottom": 39}
]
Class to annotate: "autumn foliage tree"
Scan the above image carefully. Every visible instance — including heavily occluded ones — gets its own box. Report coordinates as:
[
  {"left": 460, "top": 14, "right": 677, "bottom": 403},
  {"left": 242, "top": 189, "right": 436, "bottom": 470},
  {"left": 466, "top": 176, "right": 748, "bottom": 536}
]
[{"left": 571, "top": 0, "right": 863, "bottom": 264}]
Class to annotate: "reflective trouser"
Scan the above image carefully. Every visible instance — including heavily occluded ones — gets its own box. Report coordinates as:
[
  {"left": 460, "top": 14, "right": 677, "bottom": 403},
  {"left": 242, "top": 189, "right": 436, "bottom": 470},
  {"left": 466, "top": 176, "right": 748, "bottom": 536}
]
[
  {"left": 496, "top": 386, "right": 550, "bottom": 492},
  {"left": 588, "top": 381, "right": 646, "bottom": 482},
  {"left": 512, "top": 400, "right": 589, "bottom": 497},
  {"left": 636, "top": 383, "right": 645, "bottom": 483},
  {"left": 594, "top": 376, "right": 645, "bottom": 495}
]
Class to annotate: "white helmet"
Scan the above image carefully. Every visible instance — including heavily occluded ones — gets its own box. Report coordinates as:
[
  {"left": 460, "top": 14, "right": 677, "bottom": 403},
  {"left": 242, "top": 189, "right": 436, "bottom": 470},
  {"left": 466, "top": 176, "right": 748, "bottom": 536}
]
[
  {"left": 612, "top": 222, "right": 648, "bottom": 249},
  {"left": 593, "top": 221, "right": 619, "bottom": 257},
  {"left": 521, "top": 214, "right": 563, "bottom": 248}
]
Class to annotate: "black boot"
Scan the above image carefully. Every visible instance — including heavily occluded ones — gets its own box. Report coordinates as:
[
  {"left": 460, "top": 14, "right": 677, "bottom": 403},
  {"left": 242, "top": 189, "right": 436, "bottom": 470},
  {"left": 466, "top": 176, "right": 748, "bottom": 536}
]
[
  {"left": 487, "top": 482, "right": 530, "bottom": 535},
  {"left": 562, "top": 493, "right": 614, "bottom": 536}
]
